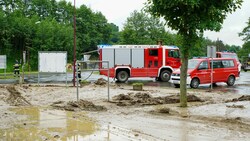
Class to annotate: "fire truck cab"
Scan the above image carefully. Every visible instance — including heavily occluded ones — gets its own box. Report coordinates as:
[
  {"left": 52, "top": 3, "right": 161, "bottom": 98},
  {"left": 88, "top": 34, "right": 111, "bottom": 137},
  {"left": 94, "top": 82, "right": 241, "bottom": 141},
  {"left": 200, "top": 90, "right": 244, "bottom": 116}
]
[{"left": 98, "top": 45, "right": 181, "bottom": 82}]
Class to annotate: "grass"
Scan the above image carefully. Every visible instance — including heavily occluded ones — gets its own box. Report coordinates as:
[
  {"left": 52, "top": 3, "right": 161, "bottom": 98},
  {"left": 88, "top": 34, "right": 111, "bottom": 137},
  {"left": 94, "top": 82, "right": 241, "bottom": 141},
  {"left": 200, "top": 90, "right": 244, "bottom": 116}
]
[
  {"left": 0, "top": 71, "right": 39, "bottom": 79},
  {"left": 132, "top": 82, "right": 144, "bottom": 86},
  {"left": 0, "top": 70, "right": 100, "bottom": 80}
]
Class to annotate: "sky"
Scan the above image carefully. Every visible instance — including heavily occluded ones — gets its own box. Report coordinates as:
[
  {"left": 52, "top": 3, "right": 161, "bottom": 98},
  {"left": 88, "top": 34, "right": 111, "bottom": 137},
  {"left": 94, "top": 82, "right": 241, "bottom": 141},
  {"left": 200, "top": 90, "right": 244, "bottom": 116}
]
[{"left": 65, "top": 0, "right": 250, "bottom": 47}]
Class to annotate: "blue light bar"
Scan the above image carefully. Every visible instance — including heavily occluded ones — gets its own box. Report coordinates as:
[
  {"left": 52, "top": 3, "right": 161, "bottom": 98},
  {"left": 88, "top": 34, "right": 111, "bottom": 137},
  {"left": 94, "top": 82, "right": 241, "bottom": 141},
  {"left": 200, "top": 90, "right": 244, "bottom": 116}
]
[{"left": 97, "top": 44, "right": 112, "bottom": 49}]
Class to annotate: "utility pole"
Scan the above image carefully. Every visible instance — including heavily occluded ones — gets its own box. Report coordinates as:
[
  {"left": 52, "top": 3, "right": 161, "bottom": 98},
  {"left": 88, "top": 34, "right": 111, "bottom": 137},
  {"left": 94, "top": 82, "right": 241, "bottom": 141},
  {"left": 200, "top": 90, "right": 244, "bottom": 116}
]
[{"left": 73, "top": 0, "right": 76, "bottom": 86}]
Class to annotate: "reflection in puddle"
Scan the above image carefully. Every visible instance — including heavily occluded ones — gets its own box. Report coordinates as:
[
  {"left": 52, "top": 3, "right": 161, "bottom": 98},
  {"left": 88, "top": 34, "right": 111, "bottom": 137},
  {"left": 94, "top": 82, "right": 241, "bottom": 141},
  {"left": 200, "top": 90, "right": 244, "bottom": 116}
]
[
  {"left": 142, "top": 80, "right": 250, "bottom": 95},
  {"left": 200, "top": 84, "right": 250, "bottom": 95},
  {"left": 0, "top": 107, "right": 97, "bottom": 141},
  {"left": 0, "top": 107, "right": 144, "bottom": 141}
]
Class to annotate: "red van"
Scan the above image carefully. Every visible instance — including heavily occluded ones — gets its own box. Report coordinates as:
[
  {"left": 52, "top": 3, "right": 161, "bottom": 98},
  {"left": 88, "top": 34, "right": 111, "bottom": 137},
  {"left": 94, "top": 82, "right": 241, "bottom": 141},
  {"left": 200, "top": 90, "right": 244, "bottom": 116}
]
[{"left": 171, "top": 58, "right": 239, "bottom": 88}]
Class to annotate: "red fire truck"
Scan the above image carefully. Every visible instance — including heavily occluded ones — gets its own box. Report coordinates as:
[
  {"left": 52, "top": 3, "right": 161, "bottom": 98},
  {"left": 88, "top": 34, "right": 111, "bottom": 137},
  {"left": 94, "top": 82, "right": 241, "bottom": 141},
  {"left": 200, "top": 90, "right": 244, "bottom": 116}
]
[{"left": 98, "top": 45, "right": 181, "bottom": 82}]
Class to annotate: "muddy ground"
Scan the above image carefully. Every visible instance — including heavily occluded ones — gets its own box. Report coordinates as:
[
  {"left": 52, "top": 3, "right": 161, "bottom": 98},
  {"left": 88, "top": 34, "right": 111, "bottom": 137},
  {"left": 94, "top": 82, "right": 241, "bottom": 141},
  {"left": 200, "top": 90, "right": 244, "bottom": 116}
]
[{"left": 0, "top": 80, "right": 250, "bottom": 140}]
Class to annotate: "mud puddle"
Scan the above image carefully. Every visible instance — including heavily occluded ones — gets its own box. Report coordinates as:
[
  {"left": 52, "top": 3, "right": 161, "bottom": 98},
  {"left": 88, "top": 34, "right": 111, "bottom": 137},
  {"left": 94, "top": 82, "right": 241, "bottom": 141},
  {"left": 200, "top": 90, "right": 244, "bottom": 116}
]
[
  {"left": 0, "top": 107, "right": 99, "bottom": 140},
  {"left": 226, "top": 85, "right": 250, "bottom": 95},
  {"left": 199, "top": 84, "right": 250, "bottom": 95},
  {"left": 0, "top": 107, "right": 150, "bottom": 141}
]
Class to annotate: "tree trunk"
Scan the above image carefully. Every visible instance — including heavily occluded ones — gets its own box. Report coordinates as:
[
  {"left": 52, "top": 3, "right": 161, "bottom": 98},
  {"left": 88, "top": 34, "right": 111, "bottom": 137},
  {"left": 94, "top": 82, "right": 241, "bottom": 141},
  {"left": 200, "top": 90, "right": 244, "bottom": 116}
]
[{"left": 180, "top": 46, "right": 189, "bottom": 107}]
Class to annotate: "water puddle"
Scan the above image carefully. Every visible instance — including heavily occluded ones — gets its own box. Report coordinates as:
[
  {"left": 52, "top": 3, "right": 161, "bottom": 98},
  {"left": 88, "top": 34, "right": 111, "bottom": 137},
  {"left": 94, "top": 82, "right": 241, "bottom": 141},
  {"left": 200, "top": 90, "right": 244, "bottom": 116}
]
[
  {"left": 199, "top": 84, "right": 250, "bottom": 95},
  {"left": 0, "top": 107, "right": 98, "bottom": 141},
  {"left": 0, "top": 107, "right": 146, "bottom": 141},
  {"left": 189, "top": 101, "right": 250, "bottom": 120}
]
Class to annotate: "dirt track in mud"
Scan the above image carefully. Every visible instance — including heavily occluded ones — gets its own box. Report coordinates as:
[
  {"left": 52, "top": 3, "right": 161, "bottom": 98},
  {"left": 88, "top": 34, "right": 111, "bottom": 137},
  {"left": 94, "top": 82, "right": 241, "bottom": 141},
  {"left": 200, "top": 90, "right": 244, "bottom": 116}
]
[{"left": 1, "top": 80, "right": 250, "bottom": 140}]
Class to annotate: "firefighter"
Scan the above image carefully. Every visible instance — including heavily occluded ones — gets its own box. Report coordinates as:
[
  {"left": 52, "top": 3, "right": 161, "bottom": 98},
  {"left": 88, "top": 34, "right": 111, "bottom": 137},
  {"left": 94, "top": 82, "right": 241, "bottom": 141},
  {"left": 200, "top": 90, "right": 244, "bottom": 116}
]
[
  {"left": 157, "top": 40, "right": 163, "bottom": 46},
  {"left": 77, "top": 63, "right": 81, "bottom": 82},
  {"left": 13, "top": 60, "right": 20, "bottom": 77}
]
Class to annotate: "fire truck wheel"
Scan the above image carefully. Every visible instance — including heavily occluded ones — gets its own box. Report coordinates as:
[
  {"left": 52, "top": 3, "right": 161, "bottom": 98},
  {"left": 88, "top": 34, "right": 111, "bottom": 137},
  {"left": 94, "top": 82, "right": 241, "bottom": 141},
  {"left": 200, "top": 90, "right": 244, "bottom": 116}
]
[
  {"left": 190, "top": 78, "right": 199, "bottom": 89},
  {"left": 160, "top": 70, "right": 171, "bottom": 82},
  {"left": 116, "top": 70, "right": 129, "bottom": 83},
  {"left": 227, "top": 75, "right": 235, "bottom": 86},
  {"left": 155, "top": 77, "right": 159, "bottom": 81}
]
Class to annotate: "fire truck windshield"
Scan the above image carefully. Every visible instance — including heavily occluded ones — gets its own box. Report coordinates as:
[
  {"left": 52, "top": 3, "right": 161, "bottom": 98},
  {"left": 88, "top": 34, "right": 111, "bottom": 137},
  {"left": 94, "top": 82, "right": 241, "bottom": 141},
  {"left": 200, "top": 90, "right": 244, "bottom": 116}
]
[{"left": 169, "top": 50, "right": 180, "bottom": 58}]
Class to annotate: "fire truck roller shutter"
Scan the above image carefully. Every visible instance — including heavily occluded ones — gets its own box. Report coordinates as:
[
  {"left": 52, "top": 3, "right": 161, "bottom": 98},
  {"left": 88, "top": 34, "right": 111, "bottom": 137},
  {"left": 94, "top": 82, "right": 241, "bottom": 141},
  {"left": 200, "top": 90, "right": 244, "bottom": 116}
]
[
  {"left": 115, "top": 48, "right": 131, "bottom": 66},
  {"left": 131, "top": 48, "right": 144, "bottom": 68},
  {"left": 102, "top": 48, "right": 114, "bottom": 68}
]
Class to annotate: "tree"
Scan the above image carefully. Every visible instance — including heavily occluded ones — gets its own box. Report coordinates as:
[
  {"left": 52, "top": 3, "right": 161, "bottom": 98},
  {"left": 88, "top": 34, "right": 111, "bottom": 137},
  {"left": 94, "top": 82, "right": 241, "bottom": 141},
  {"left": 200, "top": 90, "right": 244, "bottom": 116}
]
[
  {"left": 238, "top": 41, "right": 250, "bottom": 62},
  {"left": 238, "top": 17, "right": 250, "bottom": 60},
  {"left": 0, "top": 0, "right": 115, "bottom": 71},
  {"left": 109, "top": 23, "right": 119, "bottom": 44},
  {"left": 76, "top": 5, "right": 112, "bottom": 57},
  {"left": 239, "top": 17, "right": 250, "bottom": 42},
  {"left": 147, "top": 0, "right": 243, "bottom": 107},
  {"left": 120, "top": 10, "right": 176, "bottom": 44},
  {"left": 215, "top": 39, "right": 226, "bottom": 52},
  {"left": 225, "top": 44, "right": 240, "bottom": 53}
]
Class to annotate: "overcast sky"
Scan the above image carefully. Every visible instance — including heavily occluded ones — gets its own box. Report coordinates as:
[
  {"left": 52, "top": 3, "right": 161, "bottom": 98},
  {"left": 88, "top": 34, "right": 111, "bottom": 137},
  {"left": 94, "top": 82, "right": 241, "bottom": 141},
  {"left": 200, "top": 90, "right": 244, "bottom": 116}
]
[{"left": 65, "top": 0, "right": 250, "bottom": 46}]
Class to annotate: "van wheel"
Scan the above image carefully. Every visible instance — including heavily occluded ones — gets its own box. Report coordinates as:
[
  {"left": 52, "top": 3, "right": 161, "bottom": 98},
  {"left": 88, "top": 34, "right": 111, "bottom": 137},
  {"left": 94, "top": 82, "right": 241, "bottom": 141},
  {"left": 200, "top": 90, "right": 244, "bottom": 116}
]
[
  {"left": 160, "top": 70, "right": 171, "bottom": 82},
  {"left": 116, "top": 71, "right": 129, "bottom": 83},
  {"left": 227, "top": 75, "right": 235, "bottom": 86},
  {"left": 174, "top": 84, "right": 180, "bottom": 88},
  {"left": 190, "top": 78, "right": 199, "bottom": 89}
]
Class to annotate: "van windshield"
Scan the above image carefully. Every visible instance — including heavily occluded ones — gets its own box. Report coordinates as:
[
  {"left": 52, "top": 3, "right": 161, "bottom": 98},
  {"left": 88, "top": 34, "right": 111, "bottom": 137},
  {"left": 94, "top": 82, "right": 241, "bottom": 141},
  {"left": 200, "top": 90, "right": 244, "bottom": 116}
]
[
  {"left": 221, "top": 54, "right": 239, "bottom": 62},
  {"left": 188, "top": 60, "right": 200, "bottom": 69}
]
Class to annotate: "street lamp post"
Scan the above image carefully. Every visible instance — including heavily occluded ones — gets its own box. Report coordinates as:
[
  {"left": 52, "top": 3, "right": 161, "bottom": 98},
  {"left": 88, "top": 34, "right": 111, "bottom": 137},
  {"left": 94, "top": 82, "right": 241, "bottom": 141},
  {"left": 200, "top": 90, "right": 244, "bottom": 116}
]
[{"left": 73, "top": 0, "right": 76, "bottom": 86}]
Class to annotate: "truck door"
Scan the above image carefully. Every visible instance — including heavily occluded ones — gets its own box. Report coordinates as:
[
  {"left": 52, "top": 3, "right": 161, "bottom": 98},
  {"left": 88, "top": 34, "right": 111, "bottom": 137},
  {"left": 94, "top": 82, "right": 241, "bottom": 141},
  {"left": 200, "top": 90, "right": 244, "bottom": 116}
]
[
  {"left": 166, "top": 49, "right": 181, "bottom": 69},
  {"left": 145, "top": 48, "right": 162, "bottom": 76}
]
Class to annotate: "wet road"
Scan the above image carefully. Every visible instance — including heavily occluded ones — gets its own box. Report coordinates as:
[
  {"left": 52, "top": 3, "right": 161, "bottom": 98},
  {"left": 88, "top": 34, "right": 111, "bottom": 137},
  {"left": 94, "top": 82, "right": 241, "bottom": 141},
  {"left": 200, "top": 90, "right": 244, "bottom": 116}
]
[
  {"left": 1, "top": 71, "right": 249, "bottom": 95},
  {"left": 130, "top": 71, "right": 250, "bottom": 95}
]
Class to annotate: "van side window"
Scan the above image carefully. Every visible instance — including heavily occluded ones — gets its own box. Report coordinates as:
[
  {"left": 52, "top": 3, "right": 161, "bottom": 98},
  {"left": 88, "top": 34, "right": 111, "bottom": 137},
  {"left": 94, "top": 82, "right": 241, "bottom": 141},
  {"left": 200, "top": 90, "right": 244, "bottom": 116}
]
[
  {"left": 211, "top": 60, "right": 224, "bottom": 68},
  {"left": 222, "top": 60, "right": 234, "bottom": 68},
  {"left": 198, "top": 61, "right": 208, "bottom": 69}
]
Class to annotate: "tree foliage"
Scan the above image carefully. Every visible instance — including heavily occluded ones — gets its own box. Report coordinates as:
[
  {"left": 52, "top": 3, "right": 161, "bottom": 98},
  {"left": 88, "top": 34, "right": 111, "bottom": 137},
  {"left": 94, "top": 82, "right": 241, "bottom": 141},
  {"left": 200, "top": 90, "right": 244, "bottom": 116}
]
[
  {"left": 238, "top": 17, "right": 250, "bottom": 60},
  {"left": 238, "top": 41, "right": 250, "bottom": 61},
  {"left": 239, "top": 17, "right": 250, "bottom": 42},
  {"left": 0, "top": 0, "right": 115, "bottom": 71},
  {"left": 147, "top": 0, "right": 243, "bottom": 107},
  {"left": 120, "top": 10, "right": 177, "bottom": 45}
]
